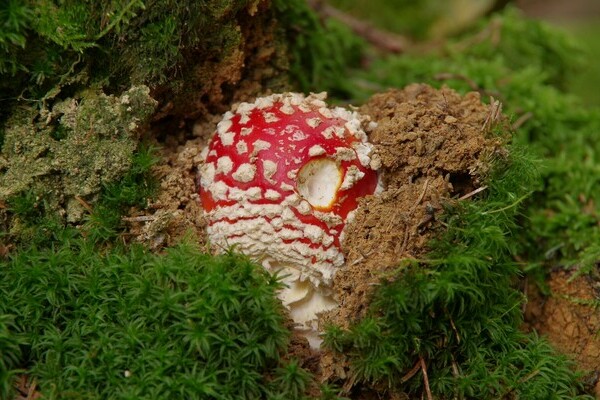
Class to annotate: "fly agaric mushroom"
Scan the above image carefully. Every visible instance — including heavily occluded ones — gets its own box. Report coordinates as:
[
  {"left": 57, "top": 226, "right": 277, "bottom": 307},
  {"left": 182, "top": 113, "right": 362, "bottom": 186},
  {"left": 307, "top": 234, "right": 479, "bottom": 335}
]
[{"left": 199, "top": 92, "right": 381, "bottom": 347}]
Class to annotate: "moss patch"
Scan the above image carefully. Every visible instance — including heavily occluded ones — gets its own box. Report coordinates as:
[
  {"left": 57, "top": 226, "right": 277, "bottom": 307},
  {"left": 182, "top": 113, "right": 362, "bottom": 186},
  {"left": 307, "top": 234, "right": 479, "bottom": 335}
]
[{"left": 0, "top": 240, "right": 315, "bottom": 399}]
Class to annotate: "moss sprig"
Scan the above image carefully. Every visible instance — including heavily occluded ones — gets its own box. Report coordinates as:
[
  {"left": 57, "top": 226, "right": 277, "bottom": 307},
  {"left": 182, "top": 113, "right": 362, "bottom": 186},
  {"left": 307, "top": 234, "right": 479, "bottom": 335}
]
[
  {"left": 0, "top": 315, "right": 24, "bottom": 400},
  {"left": 83, "top": 143, "right": 159, "bottom": 242}
]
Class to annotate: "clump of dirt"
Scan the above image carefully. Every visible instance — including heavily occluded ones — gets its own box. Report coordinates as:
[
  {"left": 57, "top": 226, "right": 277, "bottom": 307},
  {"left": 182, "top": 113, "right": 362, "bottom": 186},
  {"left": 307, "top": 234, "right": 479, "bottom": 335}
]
[
  {"left": 320, "top": 84, "right": 505, "bottom": 384},
  {"left": 327, "top": 83, "right": 505, "bottom": 329},
  {"left": 125, "top": 117, "right": 223, "bottom": 249},
  {"left": 524, "top": 270, "right": 600, "bottom": 397}
]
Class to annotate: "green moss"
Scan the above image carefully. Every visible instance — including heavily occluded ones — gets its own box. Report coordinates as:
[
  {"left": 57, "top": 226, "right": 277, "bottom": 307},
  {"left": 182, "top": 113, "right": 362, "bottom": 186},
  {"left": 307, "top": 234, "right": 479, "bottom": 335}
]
[
  {"left": 0, "top": 0, "right": 31, "bottom": 76},
  {"left": 566, "top": 21, "right": 600, "bottom": 107},
  {"left": 0, "top": 1, "right": 230, "bottom": 116},
  {"left": 273, "top": 0, "right": 365, "bottom": 97},
  {"left": 83, "top": 143, "right": 159, "bottom": 242},
  {"left": 0, "top": 315, "right": 24, "bottom": 400},
  {"left": 0, "top": 238, "right": 326, "bottom": 399},
  {"left": 451, "top": 8, "right": 583, "bottom": 88}
]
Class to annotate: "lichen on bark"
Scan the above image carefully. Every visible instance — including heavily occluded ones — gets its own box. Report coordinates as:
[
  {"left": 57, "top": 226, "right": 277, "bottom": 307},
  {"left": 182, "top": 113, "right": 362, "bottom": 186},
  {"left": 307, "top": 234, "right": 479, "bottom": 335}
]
[{"left": 0, "top": 86, "right": 157, "bottom": 224}]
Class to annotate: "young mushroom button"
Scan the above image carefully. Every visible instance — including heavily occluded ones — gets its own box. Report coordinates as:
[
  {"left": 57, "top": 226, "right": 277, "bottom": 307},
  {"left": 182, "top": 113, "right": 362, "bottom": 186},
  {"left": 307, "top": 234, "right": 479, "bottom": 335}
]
[{"left": 199, "top": 92, "right": 381, "bottom": 348}]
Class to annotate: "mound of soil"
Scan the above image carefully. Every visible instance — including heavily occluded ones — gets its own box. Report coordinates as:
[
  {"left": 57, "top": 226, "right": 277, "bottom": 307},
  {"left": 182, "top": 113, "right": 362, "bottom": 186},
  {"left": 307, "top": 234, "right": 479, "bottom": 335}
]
[
  {"left": 318, "top": 83, "right": 505, "bottom": 385},
  {"left": 525, "top": 270, "right": 600, "bottom": 397},
  {"left": 125, "top": 118, "right": 219, "bottom": 248},
  {"left": 328, "top": 83, "right": 504, "bottom": 329}
]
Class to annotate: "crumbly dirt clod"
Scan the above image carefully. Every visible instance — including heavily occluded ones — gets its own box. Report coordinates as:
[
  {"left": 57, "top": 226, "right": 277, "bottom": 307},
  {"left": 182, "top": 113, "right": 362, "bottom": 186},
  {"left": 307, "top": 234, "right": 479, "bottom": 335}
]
[
  {"left": 524, "top": 270, "right": 600, "bottom": 397},
  {"left": 320, "top": 83, "right": 505, "bottom": 383},
  {"left": 326, "top": 83, "right": 504, "bottom": 328},
  {"left": 125, "top": 117, "right": 222, "bottom": 249}
]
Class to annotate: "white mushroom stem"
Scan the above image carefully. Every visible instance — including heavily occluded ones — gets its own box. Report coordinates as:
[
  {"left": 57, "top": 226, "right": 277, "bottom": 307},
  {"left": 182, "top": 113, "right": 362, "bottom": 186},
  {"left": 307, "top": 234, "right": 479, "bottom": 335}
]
[{"left": 264, "top": 259, "right": 338, "bottom": 348}]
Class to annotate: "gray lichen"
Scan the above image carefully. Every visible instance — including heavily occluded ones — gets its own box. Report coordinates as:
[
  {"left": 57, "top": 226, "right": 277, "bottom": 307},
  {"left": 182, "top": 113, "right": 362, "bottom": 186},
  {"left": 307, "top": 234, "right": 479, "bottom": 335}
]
[{"left": 0, "top": 86, "right": 157, "bottom": 223}]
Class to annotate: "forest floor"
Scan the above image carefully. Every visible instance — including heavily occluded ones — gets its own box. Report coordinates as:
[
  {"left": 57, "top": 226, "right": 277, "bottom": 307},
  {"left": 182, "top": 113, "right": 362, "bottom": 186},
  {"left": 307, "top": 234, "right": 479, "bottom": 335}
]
[
  {"left": 6, "top": 1, "right": 600, "bottom": 398},
  {"left": 125, "top": 83, "right": 600, "bottom": 397}
]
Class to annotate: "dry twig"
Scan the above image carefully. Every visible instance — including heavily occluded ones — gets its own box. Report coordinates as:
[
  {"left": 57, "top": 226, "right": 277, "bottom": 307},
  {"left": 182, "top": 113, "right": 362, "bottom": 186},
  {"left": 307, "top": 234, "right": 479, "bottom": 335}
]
[
  {"left": 122, "top": 215, "right": 157, "bottom": 222},
  {"left": 411, "top": 179, "right": 430, "bottom": 214},
  {"left": 458, "top": 185, "right": 488, "bottom": 201},
  {"left": 482, "top": 96, "right": 503, "bottom": 133},
  {"left": 420, "top": 356, "right": 433, "bottom": 400},
  {"left": 307, "top": 0, "right": 409, "bottom": 53},
  {"left": 350, "top": 249, "right": 373, "bottom": 266},
  {"left": 74, "top": 195, "right": 94, "bottom": 213},
  {"left": 434, "top": 73, "right": 502, "bottom": 99},
  {"left": 26, "top": 378, "right": 38, "bottom": 400},
  {"left": 398, "top": 179, "right": 430, "bottom": 255},
  {"left": 449, "top": 315, "right": 461, "bottom": 343},
  {"left": 511, "top": 111, "right": 533, "bottom": 131},
  {"left": 401, "top": 360, "right": 422, "bottom": 383},
  {"left": 435, "top": 72, "right": 480, "bottom": 92}
]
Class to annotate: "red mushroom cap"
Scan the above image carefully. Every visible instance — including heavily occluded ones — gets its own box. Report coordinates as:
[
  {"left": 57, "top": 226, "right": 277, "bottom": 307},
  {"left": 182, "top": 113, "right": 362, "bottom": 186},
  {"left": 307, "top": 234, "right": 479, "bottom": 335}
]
[{"left": 200, "top": 93, "right": 380, "bottom": 282}]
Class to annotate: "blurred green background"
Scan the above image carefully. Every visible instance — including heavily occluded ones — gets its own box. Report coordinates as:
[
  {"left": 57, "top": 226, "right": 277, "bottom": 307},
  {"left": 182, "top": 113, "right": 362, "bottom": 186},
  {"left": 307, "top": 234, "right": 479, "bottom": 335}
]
[
  {"left": 522, "top": 0, "right": 600, "bottom": 107},
  {"left": 326, "top": 0, "right": 600, "bottom": 107},
  {"left": 561, "top": 23, "right": 600, "bottom": 108}
]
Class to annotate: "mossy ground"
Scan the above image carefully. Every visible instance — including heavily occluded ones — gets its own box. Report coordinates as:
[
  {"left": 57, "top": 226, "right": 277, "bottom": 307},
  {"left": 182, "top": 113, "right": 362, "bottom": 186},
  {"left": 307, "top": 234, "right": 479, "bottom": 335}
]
[{"left": 1, "top": 1, "right": 599, "bottom": 399}]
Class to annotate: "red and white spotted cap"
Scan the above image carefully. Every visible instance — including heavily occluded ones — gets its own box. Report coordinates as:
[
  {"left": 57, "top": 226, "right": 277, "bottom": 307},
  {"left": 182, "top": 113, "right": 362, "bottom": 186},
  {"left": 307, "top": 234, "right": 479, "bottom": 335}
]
[{"left": 199, "top": 92, "right": 381, "bottom": 347}]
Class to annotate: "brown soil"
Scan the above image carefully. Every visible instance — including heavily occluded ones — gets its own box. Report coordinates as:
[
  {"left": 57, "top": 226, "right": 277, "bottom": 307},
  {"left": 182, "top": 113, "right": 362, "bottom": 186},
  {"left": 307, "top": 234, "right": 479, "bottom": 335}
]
[
  {"left": 320, "top": 83, "right": 506, "bottom": 385},
  {"left": 125, "top": 119, "right": 218, "bottom": 249},
  {"left": 524, "top": 270, "right": 600, "bottom": 397},
  {"left": 328, "top": 84, "right": 503, "bottom": 327}
]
